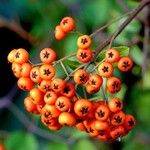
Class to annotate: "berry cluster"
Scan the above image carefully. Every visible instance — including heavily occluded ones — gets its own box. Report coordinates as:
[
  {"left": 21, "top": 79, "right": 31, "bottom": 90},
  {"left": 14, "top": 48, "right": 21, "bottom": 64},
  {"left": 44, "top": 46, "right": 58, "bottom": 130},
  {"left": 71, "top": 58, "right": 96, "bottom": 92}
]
[{"left": 7, "top": 16, "right": 136, "bottom": 142}]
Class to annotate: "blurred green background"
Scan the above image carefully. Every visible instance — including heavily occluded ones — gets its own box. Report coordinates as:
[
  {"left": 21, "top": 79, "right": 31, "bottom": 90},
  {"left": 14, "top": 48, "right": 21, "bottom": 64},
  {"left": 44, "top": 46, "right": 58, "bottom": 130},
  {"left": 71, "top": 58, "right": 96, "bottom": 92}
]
[{"left": 0, "top": 0, "right": 150, "bottom": 150}]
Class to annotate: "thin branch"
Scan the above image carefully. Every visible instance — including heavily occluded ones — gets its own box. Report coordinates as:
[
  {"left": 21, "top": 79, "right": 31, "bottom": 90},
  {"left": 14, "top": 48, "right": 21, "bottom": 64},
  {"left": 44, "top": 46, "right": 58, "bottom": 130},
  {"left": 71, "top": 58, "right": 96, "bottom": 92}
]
[
  {"left": 86, "top": 0, "right": 150, "bottom": 68},
  {"left": 60, "top": 61, "right": 69, "bottom": 76},
  {"left": 0, "top": 16, "right": 37, "bottom": 44}
]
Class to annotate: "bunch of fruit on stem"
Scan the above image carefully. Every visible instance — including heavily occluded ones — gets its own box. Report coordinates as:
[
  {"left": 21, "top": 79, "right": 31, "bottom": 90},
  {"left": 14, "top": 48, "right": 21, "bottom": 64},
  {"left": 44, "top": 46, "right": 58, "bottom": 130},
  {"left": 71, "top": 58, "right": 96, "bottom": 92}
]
[{"left": 7, "top": 17, "right": 136, "bottom": 142}]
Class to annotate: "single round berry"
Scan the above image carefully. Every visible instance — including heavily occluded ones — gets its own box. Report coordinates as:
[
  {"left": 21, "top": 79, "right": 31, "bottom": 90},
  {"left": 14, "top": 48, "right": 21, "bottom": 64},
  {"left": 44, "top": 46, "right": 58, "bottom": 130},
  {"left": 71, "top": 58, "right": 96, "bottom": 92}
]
[
  {"left": 118, "top": 56, "right": 133, "bottom": 72},
  {"left": 21, "top": 63, "right": 32, "bottom": 77},
  {"left": 40, "top": 48, "right": 56, "bottom": 64},
  {"left": 107, "top": 76, "right": 121, "bottom": 93},
  {"left": 55, "top": 25, "right": 66, "bottom": 40},
  {"left": 105, "top": 48, "right": 120, "bottom": 63},
  {"left": 14, "top": 48, "right": 29, "bottom": 64},
  {"left": 30, "top": 67, "right": 42, "bottom": 83},
  {"left": 108, "top": 97, "right": 123, "bottom": 113},
  {"left": 76, "top": 48, "right": 93, "bottom": 63},
  {"left": 124, "top": 114, "right": 136, "bottom": 131},
  {"left": 98, "top": 62, "right": 113, "bottom": 78},
  {"left": 7, "top": 49, "right": 17, "bottom": 63},
  {"left": 60, "top": 16, "right": 75, "bottom": 33},
  {"left": 74, "top": 69, "right": 89, "bottom": 84},
  {"left": 77, "top": 35, "right": 92, "bottom": 49}
]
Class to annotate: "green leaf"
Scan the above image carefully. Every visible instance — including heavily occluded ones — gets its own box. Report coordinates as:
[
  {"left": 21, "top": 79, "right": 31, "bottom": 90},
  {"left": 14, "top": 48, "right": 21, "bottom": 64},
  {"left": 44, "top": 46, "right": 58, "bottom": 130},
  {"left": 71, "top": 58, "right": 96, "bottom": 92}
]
[
  {"left": 5, "top": 132, "right": 38, "bottom": 150},
  {"left": 73, "top": 139, "right": 97, "bottom": 150},
  {"left": 46, "top": 141, "right": 69, "bottom": 150},
  {"left": 96, "top": 46, "right": 129, "bottom": 61},
  {"left": 64, "top": 59, "right": 81, "bottom": 70},
  {"left": 130, "top": 46, "right": 143, "bottom": 65}
]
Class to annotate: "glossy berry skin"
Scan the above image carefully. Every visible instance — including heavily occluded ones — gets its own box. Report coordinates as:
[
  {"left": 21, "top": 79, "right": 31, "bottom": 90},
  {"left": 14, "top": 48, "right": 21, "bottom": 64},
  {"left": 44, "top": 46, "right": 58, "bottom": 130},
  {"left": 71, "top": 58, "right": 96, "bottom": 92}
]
[
  {"left": 12, "top": 62, "right": 21, "bottom": 78},
  {"left": 118, "top": 56, "right": 133, "bottom": 72},
  {"left": 41, "top": 104, "right": 60, "bottom": 118},
  {"left": 77, "top": 35, "right": 92, "bottom": 49},
  {"left": 92, "top": 120, "right": 109, "bottom": 131},
  {"left": 74, "top": 69, "right": 89, "bottom": 84},
  {"left": 95, "top": 104, "right": 110, "bottom": 121},
  {"left": 107, "top": 76, "right": 121, "bottom": 93},
  {"left": 61, "top": 82, "right": 75, "bottom": 98},
  {"left": 51, "top": 78, "right": 66, "bottom": 94},
  {"left": 110, "top": 126, "right": 125, "bottom": 140},
  {"left": 40, "top": 48, "right": 56, "bottom": 64},
  {"left": 108, "top": 97, "right": 123, "bottom": 113},
  {"left": 30, "top": 88, "right": 44, "bottom": 105},
  {"left": 38, "top": 80, "right": 51, "bottom": 93},
  {"left": 86, "top": 83, "right": 100, "bottom": 94},
  {"left": 30, "top": 67, "right": 42, "bottom": 83},
  {"left": 55, "top": 96, "right": 72, "bottom": 112},
  {"left": 60, "top": 16, "right": 75, "bottom": 33},
  {"left": 76, "top": 48, "right": 93, "bottom": 63},
  {"left": 74, "top": 99, "right": 92, "bottom": 117},
  {"left": 14, "top": 48, "right": 29, "bottom": 64},
  {"left": 105, "top": 48, "right": 120, "bottom": 63},
  {"left": 58, "top": 112, "right": 76, "bottom": 126},
  {"left": 44, "top": 91, "right": 58, "bottom": 105},
  {"left": 17, "top": 77, "right": 33, "bottom": 91},
  {"left": 39, "top": 64, "right": 55, "bottom": 80},
  {"left": 98, "top": 62, "right": 113, "bottom": 78},
  {"left": 24, "top": 97, "right": 39, "bottom": 114},
  {"left": 124, "top": 114, "right": 136, "bottom": 131},
  {"left": 88, "top": 74, "right": 103, "bottom": 89},
  {"left": 55, "top": 25, "right": 66, "bottom": 40},
  {"left": 21, "top": 63, "right": 32, "bottom": 77},
  {"left": 7, "top": 49, "right": 17, "bottom": 63},
  {"left": 110, "top": 111, "right": 125, "bottom": 126},
  {"left": 41, "top": 115, "right": 58, "bottom": 127}
]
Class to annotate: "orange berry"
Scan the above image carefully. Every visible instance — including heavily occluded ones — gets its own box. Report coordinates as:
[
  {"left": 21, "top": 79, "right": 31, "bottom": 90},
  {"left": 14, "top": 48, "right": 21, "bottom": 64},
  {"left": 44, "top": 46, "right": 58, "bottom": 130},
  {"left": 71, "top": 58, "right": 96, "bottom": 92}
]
[
  {"left": 12, "top": 62, "right": 21, "bottom": 78},
  {"left": 106, "top": 76, "right": 121, "bottom": 93},
  {"left": 55, "top": 25, "right": 66, "bottom": 40},
  {"left": 24, "top": 97, "right": 39, "bottom": 114},
  {"left": 88, "top": 74, "right": 103, "bottom": 89},
  {"left": 76, "top": 48, "right": 93, "bottom": 63},
  {"left": 51, "top": 78, "right": 66, "bottom": 94},
  {"left": 44, "top": 91, "right": 58, "bottom": 105},
  {"left": 30, "top": 88, "right": 44, "bottom": 104},
  {"left": 38, "top": 80, "right": 51, "bottom": 93},
  {"left": 118, "top": 56, "right": 133, "bottom": 72},
  {"left": 92, "top": 120, "right": 109, "bottom": 131},
  {"left": 41, "top": 104, "right": 60, "bottom": 118},
  {"left": 110, "top": 111, "right": 125, "bottom": 126},
  {"left": 95, "top": 104, "right": 110, "bottom": 121},
  {"left": 48, "top": 123, "right": 62, "bottom": 131},
  {"left": 21, "top": 63, "right": 32, "bottom": 77},
  {"left": 110, "top": 126, "right": 125, "bottom": 140},
  {"left": 98, "top": 62, "right": 113, "bottom": 78},
  {"left": 77, "top": 35, "right": 92, "bottom": 49},
  {"left": 60, "top": 16, "right": 75, "bottom": 33},
  {"left": 86, "top": 83, "right": 100, "bottom": 94},
  {"left": 124, "top": 114, "right": 136, "bottom": 131},
  {"left": 39, "top": 64, "right": 55, "bottom": 80},
  {"left": 74, "top": 69, "right": 89, "bottom": 84},
  {"left": 58, "top": 112, "right": 76, "bottom": 126},
  {"left": 17, "top": 77, "right": 33, "bottom": 91},
  {"left": 7, "top": 49, "right": 17, "bottom": 63},
  {"left": 108, "top": 97, "right": 123, "bottom": 113},
  {"left": 75, "top": 122, "right": 86, "bottom": 131},
  {"left": 105, "top": 48, "right": 120, "bottom": 63},
  {"left": 74, "top": 99, "right": 92, "bottom": 117},
  {"left": 40, "top": 48, "right": 56, "bottom": 64},
  {"left": 14, "top": 48, "right": 29, "bottom": 64},
  {"left": 55, "top": 96, "right": 72, "bottom": 112},
  {"left": 41, "top": 115, "right": 58, "bottom": 127},
  {"left": 30, "top": 67, "right": 42, "bottom": 83},
  {"left": 61, "top": 82, "right": 75, "bottom": 98},
  {"left": 0, "top": 144, "right": 5, "bottom": 150}
]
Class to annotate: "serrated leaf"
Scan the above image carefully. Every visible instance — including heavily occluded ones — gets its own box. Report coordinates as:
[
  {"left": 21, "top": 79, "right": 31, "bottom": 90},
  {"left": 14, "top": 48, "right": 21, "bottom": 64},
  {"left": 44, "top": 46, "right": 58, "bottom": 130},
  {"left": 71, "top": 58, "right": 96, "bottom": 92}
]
[
  {"left": 96, "top": 46, "right": 129, "bottom": 62},
  {"left": 5, "top": 132, "right": 38, "bottom": 150}
]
